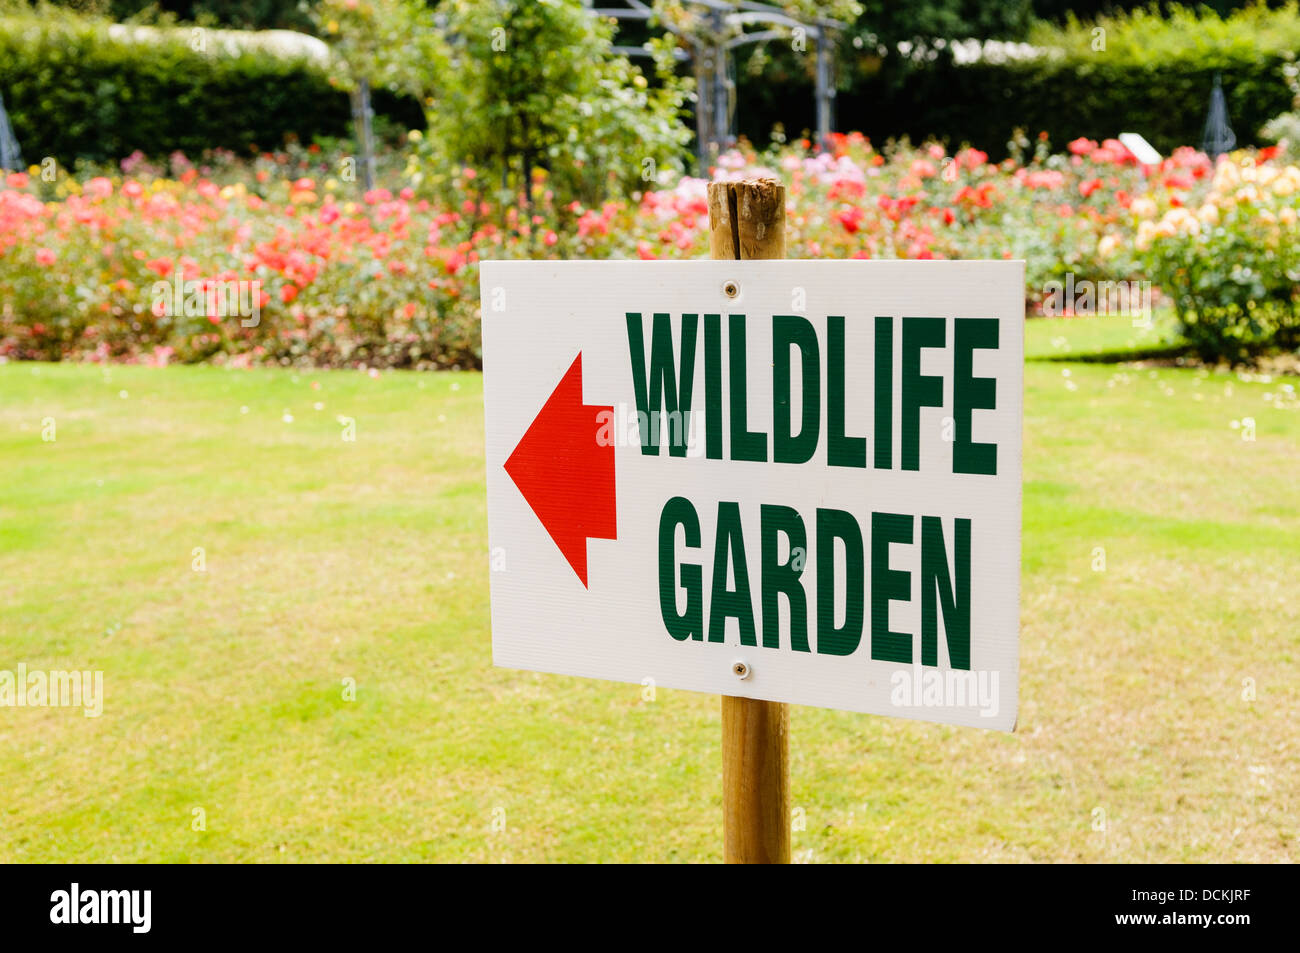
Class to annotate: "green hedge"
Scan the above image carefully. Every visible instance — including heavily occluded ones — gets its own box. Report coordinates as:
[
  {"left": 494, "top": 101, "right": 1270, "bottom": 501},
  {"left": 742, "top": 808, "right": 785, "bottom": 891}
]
[
  {"left": 834, "top": 53, "right": 1294, "bottom": 158},
  {"left": 0, "top": 15, "right": 421, "bottom": 166},
  {"left": 5, "top": 4, "right": 1298, "bottom": 166},
  {"left": 739, "top": 4, "right": 1300, "bottom": 157},
  {"left": 53, "top": 1, "right": 315, "bottom": 33},
  {"left": 740, "top": 50, "right": 1293, "bottom": 158}
]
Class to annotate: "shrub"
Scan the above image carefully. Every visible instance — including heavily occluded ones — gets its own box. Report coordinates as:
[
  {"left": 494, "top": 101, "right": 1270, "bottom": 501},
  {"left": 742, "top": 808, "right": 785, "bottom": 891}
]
[
  {"left": 0, "top": 4, "right": 421, "bottom": 166},
  {"left": 1132, "top": 156, "right": 1300, "bottom": 363},
  {"left": 419, "top": 0, "right": 692, "bottom": 214}
]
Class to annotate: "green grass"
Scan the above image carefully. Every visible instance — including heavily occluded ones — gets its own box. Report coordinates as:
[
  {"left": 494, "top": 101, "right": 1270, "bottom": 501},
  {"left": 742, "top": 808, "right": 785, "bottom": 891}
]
[
  {"left": 1025, "top": 310, "right": 1185, "bottom": 362},
  {"left": 1, "top": 320, "right": 1297, "bottom": 862}
]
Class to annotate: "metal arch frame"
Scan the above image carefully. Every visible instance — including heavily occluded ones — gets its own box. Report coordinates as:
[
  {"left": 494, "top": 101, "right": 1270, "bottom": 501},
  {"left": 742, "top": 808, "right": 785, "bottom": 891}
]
[{"left": 586, "top": 0, "right": 845, "bottom": 167}]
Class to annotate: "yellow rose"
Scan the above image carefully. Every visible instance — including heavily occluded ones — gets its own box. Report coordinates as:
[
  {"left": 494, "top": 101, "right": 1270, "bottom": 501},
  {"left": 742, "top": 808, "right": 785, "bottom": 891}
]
[
  {"left": 1214, "top": 162, "right": 1240, "bottom": 189},
  {"left": 1196, "top": 204, "right": 1219, "bottom": 225},
  {"left": 1280, "top": 207, "right": 1297, "bottom": 226},
  {"left": 1131, "top": 196, "right": 1157, "bottom": 219},
  {"left": 1272, "top": 176, "right": 1294, "bottom": 197},
  {"left": 1136, "top": 220, "right": 1157, "bottom": 250},
  {"left": 1097, "top": 234, "right": 1120, "bottom": 258}
]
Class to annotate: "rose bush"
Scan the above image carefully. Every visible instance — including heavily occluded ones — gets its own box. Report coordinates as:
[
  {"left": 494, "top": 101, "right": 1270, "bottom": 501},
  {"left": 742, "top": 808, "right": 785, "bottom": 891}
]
[
  {"left": 1, "top": 132, "right": 1295, "bottom": 367},
  {"left": 1123, "top": 150, "right": 1300, "bottom": 362}
]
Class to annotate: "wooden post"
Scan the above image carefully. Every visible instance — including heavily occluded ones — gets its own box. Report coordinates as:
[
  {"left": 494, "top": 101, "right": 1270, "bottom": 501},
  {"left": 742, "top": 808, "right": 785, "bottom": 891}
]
[
  {"left": 707, "top": 177, "right": 786, "bottom": 262},
  {"left": 707, "top": 177, "right": 790, "bottom": 864}
]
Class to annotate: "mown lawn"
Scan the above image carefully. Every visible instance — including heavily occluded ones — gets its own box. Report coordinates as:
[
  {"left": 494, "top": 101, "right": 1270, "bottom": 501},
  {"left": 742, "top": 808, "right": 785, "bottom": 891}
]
[{"left": 1, "top": 315, "right": 1296, "bottom": 862}]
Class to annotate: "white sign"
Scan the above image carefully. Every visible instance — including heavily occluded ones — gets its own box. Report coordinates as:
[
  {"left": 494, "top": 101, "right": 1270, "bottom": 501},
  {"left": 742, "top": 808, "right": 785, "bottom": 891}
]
[
  {"left": 481, "top": 260, "right": 1023, "bottom": 730},
  {"left": 1119, "top": 132, "right": 1163, "bottom": 167}
]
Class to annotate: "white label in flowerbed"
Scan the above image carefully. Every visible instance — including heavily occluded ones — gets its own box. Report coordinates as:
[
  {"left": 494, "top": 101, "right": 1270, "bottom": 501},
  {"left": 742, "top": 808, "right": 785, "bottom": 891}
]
[{"left": 480, "top": 259, "right": 1024, "bottom": 730}]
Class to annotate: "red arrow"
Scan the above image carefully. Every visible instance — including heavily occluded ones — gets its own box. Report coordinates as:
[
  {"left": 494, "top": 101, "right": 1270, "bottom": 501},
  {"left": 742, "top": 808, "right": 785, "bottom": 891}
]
[{"left": 504, "top": 353, "right": 616, "bottom": 587}]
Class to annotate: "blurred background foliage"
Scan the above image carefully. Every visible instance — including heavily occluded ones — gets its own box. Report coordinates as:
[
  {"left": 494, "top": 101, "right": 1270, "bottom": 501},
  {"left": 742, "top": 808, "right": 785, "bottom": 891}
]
[{"left": 6, "top": 1, "right": 1300, "bottom": 166}]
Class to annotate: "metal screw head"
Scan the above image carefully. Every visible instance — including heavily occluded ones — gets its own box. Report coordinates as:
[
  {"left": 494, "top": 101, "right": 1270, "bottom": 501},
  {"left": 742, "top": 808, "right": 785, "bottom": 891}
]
[
  {"left": 732, "top": 660, "right": 751, "bottom": 680},
  {"left": 723, "top": 280, "right": 739, "bottom": 299}
]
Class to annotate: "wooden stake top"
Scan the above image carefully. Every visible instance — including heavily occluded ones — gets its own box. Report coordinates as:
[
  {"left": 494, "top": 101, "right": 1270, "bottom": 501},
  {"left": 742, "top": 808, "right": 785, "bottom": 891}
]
[{"left": 706, "top": 177, "right": 787, "bottom": 261}]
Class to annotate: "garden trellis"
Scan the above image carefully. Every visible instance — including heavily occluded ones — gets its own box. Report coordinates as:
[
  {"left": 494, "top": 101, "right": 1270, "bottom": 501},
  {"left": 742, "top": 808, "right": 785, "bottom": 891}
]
[
  {"left": 0, "top": 93, "right": 22, "bottom": 172},
  {"left": 1201, "top": 73, "right": 1237, "bottom": 160},
  {"left": 584, "top": 0, "right": 846, "bottom": 167}
]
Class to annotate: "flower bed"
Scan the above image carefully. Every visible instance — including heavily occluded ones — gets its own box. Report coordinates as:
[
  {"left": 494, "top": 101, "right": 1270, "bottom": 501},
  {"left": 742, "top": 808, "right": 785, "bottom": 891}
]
[{"left": 2, "top": 133, "right": 1296, "bottom": 367}]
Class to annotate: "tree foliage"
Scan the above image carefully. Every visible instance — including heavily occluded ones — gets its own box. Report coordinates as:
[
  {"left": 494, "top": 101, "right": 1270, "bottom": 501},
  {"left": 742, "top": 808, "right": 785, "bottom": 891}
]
[
  {"left": 434, "top": 0, "right": 689, "bottom": 208},
  {"left": 313, "top": 0, "right": 446, "bottom": 98},
  {"left": 317, "top": 0, "right": 692, "bottom": 212}
]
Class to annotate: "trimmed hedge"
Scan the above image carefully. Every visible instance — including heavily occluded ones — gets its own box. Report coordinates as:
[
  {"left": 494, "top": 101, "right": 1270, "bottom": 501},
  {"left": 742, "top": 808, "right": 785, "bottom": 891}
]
[
  {"left": 56, "top": 1, "right": 315, "bottom": 32},
  {"left": 4, "top": 5, "right": 1297, "bottom": 166},
  {"left": 740, "top": 4, "right": 1300, "bottom": 157},
  {"left": 0, "top": 16, "right": 422, "bottom": 166},
  {"left": 739, "top": 49, "right": 1293, "bottom": 158},
  {"left": 847, "top": 54, "right": 1293, "bottom": 157}
]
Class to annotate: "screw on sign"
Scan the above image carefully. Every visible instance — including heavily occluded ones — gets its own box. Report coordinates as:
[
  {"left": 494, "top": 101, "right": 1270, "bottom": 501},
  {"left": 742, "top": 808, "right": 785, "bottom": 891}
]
[{"left": 480, "top": 177, "right": 1024, "bottom": 864}]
